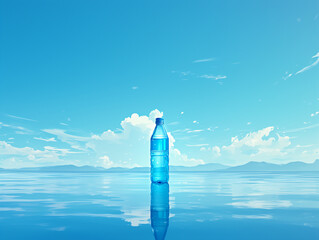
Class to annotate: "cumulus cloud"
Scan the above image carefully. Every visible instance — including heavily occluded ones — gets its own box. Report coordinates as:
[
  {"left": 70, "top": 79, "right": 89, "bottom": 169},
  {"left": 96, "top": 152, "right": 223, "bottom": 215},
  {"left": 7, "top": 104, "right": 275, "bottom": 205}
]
[
  {"left": 205, "top": 126, "right": 318, "bottom": 165},
  {"left": 200, "top": 127, "right": 299, "bottom": 166},
  {"left": 212, "top": 146, "right": 221, "bottom": 157},
  {"left": 171, "top": 148, "right": 204, "bottom": 166},
  {"left": 221, "top": 127, "right": 291, "bottom": 165},
  {"left": 44, "top": 109, "right": 204, "bottom": 168},
  {"left": 97, "top": 155, "right": 114, "bottom": 168},
  {"left": 0, "top": 141, "right": 73, "bottom": 168}
]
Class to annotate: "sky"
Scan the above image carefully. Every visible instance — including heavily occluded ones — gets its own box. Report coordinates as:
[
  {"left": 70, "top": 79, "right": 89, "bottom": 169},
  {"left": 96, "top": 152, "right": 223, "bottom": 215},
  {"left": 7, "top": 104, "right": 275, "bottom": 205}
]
[{"left": 0, "top": 0, "right": 319, "bottom": 168}]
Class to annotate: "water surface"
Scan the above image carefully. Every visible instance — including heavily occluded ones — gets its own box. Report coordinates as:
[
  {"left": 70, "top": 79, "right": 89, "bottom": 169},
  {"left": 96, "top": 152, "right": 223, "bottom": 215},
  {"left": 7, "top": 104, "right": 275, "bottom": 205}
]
[{"left": 0, "top": 172, "right": 318, "bottom": 239}]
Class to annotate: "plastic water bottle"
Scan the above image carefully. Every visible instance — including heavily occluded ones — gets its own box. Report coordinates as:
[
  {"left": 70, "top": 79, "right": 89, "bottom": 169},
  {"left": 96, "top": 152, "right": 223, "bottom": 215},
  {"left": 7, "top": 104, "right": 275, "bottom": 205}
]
[
  {"left": 150, "top": 118, "right": 169, "bottom": 183},
  {"left": 151, "top": 183, "right": 169, "bottom": 240}
]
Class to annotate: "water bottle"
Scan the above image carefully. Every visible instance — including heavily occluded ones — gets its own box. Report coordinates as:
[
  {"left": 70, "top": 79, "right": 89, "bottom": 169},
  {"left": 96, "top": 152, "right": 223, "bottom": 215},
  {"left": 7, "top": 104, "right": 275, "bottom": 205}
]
[
  {"left": 150, "top": 118, "right": 169, "bottom": 183},
  {"left": 151, "top": 183, "right": 169, "bottom": 240}
]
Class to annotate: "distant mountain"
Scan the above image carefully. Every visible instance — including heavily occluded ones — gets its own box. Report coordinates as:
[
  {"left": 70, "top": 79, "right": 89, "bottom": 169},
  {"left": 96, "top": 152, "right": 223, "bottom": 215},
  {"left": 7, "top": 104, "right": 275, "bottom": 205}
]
[
  {"left": 0, "top": 163, "right": 228, "bottom": 173},
  {"left": 0, "top": 160, "right": 318, "bottom": 172},
  {"left": 170, "top": 163, "right": 229, "bottom": 172},
  {"left": 225, "top": 159, "right": 319, "bottom": 172},
  {"left": 0, "top": 165, "right": 106, "bottom": 172}
]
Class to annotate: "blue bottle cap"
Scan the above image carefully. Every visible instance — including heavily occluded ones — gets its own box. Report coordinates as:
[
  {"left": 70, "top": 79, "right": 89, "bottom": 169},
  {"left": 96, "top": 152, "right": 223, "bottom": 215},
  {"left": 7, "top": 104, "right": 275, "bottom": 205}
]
[{"left": 156, "top": 118, "right": 164, "bottom": 125}]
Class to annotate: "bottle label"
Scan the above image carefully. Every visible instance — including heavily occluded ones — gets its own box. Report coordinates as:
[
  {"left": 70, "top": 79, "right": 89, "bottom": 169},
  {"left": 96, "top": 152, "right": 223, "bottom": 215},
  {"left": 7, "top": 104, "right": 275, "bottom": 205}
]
[{"left": 151, "top": 138, "right": 169, "bottom": 151}]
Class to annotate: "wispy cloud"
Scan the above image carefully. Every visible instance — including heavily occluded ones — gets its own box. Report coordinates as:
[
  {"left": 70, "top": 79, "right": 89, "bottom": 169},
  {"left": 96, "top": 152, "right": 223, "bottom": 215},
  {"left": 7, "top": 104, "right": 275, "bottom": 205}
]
[
  {"left": 193, "top": 58, "right": 214, "bottom": 63},
  {"left": 296, "top": 52, "right": 319, "bottom": 75},
  {"left": 167, "top": 121, "right": 179, "bottom": 126},
  {"left": 310, "top": 111, "right": 319, "bottom": 117},
  {"left": 34, "top": 137, "right": 57, "bottom": 142},
  {"left": 6, "top": 114, "right": 36, "bottom": 122},
  {"left": 283, "top": 72, "right": 293, "bottom": 80},
  {"left": 283, "top": 52, "right": 319, "bottom": 80},
  {"left": 201, "top": 74, "right": 227, "bottom": 80},
  {"left": 132, "top": 86, "right": 138, "bottom": 90},
  {"left": 282, "top": 123, "right": 319, "bottom": 133},
  {"left": 186, "top": 143, "right": 209, "bottom": 147},
  {"left": 0, "top": 122, "right": 32, "bottom": 134},
  {"left": 42, "top": 129, "right": 90, "bottom": 150},
  {"left": 187, "top": 129, "right": 204, "bottom": 133},
  {"left": 172, "top": 128, "right": 190, "bottom": 133}
]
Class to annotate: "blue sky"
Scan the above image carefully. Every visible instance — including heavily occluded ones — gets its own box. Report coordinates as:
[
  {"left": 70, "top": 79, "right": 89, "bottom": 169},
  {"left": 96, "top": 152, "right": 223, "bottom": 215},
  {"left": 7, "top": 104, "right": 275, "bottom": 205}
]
[{"left": 0, "top": 0, "right": 319, "bottom": 168}]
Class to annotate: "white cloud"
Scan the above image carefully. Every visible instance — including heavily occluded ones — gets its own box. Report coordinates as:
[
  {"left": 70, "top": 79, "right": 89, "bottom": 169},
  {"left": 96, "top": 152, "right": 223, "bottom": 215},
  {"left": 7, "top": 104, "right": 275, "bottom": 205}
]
[
  {"left": 212, "top": 146, "right": 221, "bottom": 157},
  {"left": 202, "top": 126, "right": 319, "bottom": 165},
  {"left": 201, "top": 74, "right": 227, "bottom": 80},
  {"left": 34, "top": 137, "right": 57, "bottom": 142},
  {"left": 42, "top": 129, "right": 90, "bottom": 149},
  {"left": 0, "top": 141, "right": 72, "bottom": 168},
  {"left": 296, "top": 52, "right": 319, "bottom": 75},
  {"left": 201, "top": 127, "right": 296, "bottom": 166},
  {"left": 223, "top": 127, "right": 291, "bottom": 163},
  {"left": 171, "top": 148, "right": 204, "bottom": 166},
  {"left": 193, "top": 58, "right": 214, "bottom": 63},
  {"left": 224, "top": 127, "right": 278, "bottom": 150},
  {"left": 97, "top": 155, "right": 114, "bottom": 168},
  {"left": 132, "top": 86, "right": 138, "bottom": 90},
  {"left": 44, "top": 109, "right": 204, "bottom": 168},
  {"left": 310, "top": 111, "right": 319, "bottom": 117}
]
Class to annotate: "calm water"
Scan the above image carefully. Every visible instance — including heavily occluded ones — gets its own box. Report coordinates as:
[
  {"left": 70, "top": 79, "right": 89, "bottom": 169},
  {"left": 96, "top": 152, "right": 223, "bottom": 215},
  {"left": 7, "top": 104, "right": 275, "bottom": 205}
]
[{"left": 0, "top": 172, "right": 318, "bottom": 240}]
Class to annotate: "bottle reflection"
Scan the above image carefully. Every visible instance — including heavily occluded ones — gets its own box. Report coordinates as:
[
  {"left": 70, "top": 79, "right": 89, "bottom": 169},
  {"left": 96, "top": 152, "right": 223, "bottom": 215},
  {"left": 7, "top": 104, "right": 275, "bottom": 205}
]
[{"left": 151, "top": 183, "right": 169, "bottom": 240}]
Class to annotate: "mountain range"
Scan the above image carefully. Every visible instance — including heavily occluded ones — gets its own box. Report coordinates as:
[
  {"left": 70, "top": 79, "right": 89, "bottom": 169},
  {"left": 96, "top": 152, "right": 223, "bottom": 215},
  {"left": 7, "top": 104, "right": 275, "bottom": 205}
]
[{"left": 0, "top": 160, "right": 318, "bottom": 172}]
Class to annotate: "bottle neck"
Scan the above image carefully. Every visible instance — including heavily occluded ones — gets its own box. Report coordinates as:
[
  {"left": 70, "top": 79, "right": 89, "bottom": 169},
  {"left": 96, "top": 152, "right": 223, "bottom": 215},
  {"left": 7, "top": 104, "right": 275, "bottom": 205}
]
[{"left": 152, "top": 124, "right": 168, "bottom": 138}]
